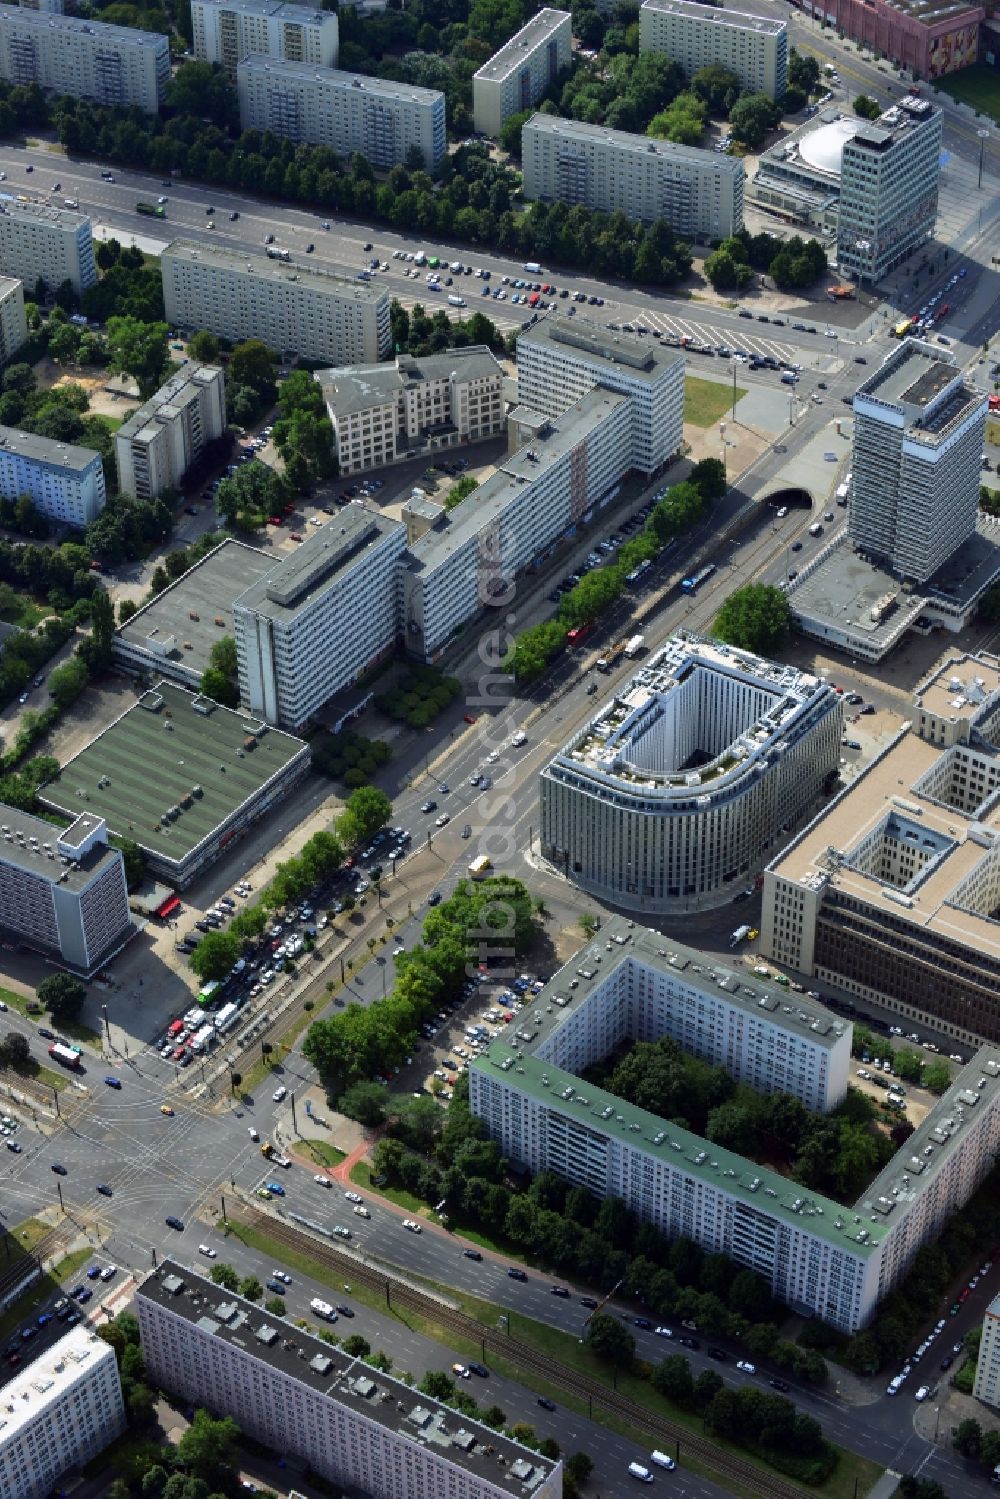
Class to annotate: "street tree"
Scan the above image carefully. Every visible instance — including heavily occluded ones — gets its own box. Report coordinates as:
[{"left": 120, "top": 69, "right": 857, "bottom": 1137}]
[
  {"left": 37, "top": 971, "right": 87, "bottom": 1020},
  {"left": 209, "top": 1263, "right": 239, "bottom": 1290},
  {"left": 714, "top": 583, "right": 791, "bottom": 655},
  {"left": 585, "top": 1312, "right": 635, "bottom": 1366},
  {"left": 187, "top": 330, "right": 221, "bottom": 364},
  {"left": 188, "top": 931, "right": 240, "bottom": 982},
  {"left": 176, "top": 1409, "right": 240, "bottom": 1490},
  {"left": 337, "top": 786, "right": 392, "bottom": 848}
]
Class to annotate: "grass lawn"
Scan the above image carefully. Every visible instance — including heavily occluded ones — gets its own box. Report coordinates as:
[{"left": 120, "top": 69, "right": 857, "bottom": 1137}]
[
  {"left": 300, "top": 1139, "right": 346, "bottom": 1169},
  {"left": 685, "top": 375, "right": 746, "bottom": 427},
  {"left": 89, "top": 413, "right": 123, "bottom": 433},
  {"left": 934, "top": 64, "right": 1000, "bottom": 125},
  {"left": 0, "top": 595, "right": 51, "bottom": 630},
  {"left": 56, "top": 1016, "right": 102, "bottom": 1048},
  {"left": 226, "top": 1214, "right": 874, "bottom": 1498}
]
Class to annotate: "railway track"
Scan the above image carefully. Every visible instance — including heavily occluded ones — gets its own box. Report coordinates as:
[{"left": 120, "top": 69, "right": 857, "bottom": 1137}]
[{"left": 237, "top": 1206, "right": 811, "bottom": 1499}]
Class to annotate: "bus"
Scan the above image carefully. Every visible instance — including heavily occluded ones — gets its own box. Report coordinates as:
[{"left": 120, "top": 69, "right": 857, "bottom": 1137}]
[
  {"left": 566, "top": 623, "right": 594, "bottom": 646},
  {"left": 934, "top": 302, "right": 950, "bottom": 323},
  {"left": 265, "top": 246, "right": 290, "bottom": 261},
  {"left": 214, "top": 1002, "right": 239, "bottom": 1034},
  {"left": 48, "top": 1042, "right": 82, "bottom": 1070},
  {"left": 197, "top": 980, "right": 221, "bottom": 1008},
  {"left": 681, "top": 564, "right": 717, "bottom": 594},
  {"left": 136, "top": 201, "right": 165, "bottom": 217}
]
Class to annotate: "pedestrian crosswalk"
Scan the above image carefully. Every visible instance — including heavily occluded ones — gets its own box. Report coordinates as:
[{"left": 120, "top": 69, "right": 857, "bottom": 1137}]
[{"left": 603, "top": 306, "right": 807, "bottom": 366}]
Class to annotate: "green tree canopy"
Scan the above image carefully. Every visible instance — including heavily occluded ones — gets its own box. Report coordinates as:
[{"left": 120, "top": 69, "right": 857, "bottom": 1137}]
[
  {"left": 188, "top": 930, "right": 240, "bottom": 981},
  {"left": 106, "top": 315, "right": 170, "bottom": 400},
  {"left": 728, "top": 93, "right": 782, "bottom": 148},
  {"left": 37, "top": 971, "right": 87, "bottom": 1020},
  {"left": 337, "top": 786, "right": 392, "bottom": 848},
  {"left": 714, "top": 583, "right": 791, "bottom": 655},
  {"left": 853, "top": 94, "right": 882, "bottom": 120},
  {"left": 187, "top": 330, "right": 221, "bottom": 364}
]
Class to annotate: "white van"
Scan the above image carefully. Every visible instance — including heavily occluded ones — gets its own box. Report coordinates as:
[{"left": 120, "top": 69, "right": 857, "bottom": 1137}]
[
  {"left": 628, "top": 1463, "right": 654, "bottom": 1483},
  {"left": 651, "top": 1450, "right": 676, "bottom": 1469},
  {"left": 448, "top": 294, "right": 466, "bottom": 307},
  {"left": 309, "top": 1297, "right": 336, "bottom": 1320}
]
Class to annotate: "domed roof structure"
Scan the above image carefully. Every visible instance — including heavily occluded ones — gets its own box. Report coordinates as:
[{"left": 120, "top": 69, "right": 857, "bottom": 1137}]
[{"left": 797, "top": 118, "right": 864, "bottom": 178}]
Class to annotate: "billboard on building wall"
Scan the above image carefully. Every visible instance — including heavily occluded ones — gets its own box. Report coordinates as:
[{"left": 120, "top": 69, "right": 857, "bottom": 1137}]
[{"left": 928, "top": 24, "right": 979, "bottom": 75}]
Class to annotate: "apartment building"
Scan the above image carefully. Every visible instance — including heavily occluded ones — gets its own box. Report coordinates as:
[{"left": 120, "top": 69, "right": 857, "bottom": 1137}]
[
  {"left": 403, "top": 388, "right": 631, "bottom": 661},
  {"left": 0, "top": 1328, "right": 126, "bottom": 1499},
  {"left": 0, "top": 276, "right": 27, "bottom": 362},
  {"left": 136, "top": 1262, "right": 563, "bottom": 1499},
  {"left": 541, "top": 633, "right": 842, "bottom": 914},
  {"left": 848, "top": 339, "right": 985, "bottom": 584},
  {"left": 0, "top": 425, "right": 105, "bottom": 527},
  {"left": 238, "top": 56, "right": 445, "bottom": 169},
  {"left": 639, "top": 0, "right": 788, "bottom": 100},
  {"left": 315, "top": 347, "right": 504, "bottom": 476},
  {"left": 234, "top": 507, "right": 405, "bottom": 730},
  {"left": 115, "top": 365, "right": 226, "bottom": 502},
  {"left": 161, "top": 240, "right": 391, "bottom": 367},
  {"left": 19, "top": 0, "right": 66, "bottom": 12},
  {"left": 0, "top": 5, "right": 170, "bottom": 111},
  {"left": 974, "top": 1293, "right": 1000, "bottom": 1409},
  {"left": 515, "top": 313, "right": 684, "bottom": 476},
  {"left": 470, "top": 920, "right": 1000, "bottom": 1332},
  {"left": 473, "top": 8, "right": 571, "bottom": 137},
  {"left": 0, "top": 807, "right": 131, "bottom": 975},
  {"left": 522, "top": 114, "right": 745, "bottom": 241},
  {"left": 0, "top": 200, "right": 96, "bottom": 297},
  {"left": 761, "top": 653, "right": 1000, "bottom": 1051},
  {"left": 837, "top": 95, "right": 941, "bottom": 282},
  {"left": 191, "top": 0, "right": 337, "bottom": 76}
]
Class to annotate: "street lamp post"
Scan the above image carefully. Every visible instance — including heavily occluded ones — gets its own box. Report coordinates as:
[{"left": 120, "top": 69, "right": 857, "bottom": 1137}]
[{"left": 979, "top": 129, "right": 990, "bottom": 191}]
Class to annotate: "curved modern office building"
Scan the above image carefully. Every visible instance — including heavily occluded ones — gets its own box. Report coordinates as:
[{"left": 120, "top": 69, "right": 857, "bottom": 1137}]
[{"left": 539, "top": 632, "right": 842, "bottom": 913}]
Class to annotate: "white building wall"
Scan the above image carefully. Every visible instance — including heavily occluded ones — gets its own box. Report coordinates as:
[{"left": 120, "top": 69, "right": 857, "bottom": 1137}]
[
  {"left": 403, "top": 390, "right": 632, "bottom": 661},
  {"left": 237, "top": 56, "right": 446, "bottom": 169},
  {"left": 115, "top": 366, "right": 227, "bottom": 502},
  {"left": 234, "top": 516, "right": 405, "bottom": 729},
  {"left": 522, "top": 114, "right": 745, "bottom": 242},
  {"left": 0, "top": 276, "right": 27, "bottom": 362},
  {"left": 161, "top": 242, "right": 391, "bottom": 366},
  {"left": 0, "top": 427, "right": 106, "bottom": 527},
  {"left": 0, "top": 1329, "right": 125, "bottom": 1499},
  {"left": 639, "top": 0, "right": 787, "bottom": 98},
  {"left": 191, "top": 0, "right": 337, "bottom": 75},
  {"left": 0, "top": 6, "right": 170, "bottom": 110},
  {"left": 974, "top": 1297, "right": 1000, "bottom": 1408},
  {"left": 472, "top": 8, "right": 572, "bottom": 136},
  {"left": 515, "top": 320, "right": 684, "bottom": 475},
  {"left": 0, "top": 201, "right": 96, "bottom": 296}
]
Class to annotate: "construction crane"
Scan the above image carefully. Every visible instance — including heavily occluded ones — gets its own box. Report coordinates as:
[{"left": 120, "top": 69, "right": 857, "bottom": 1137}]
[{"left": 581, "top": 1277, "right": 625, "bottom": 1327}]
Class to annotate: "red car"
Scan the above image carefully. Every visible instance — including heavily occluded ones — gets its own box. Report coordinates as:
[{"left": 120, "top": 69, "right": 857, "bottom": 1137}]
[
  {"left": 267, "top": 515, "right": 282, "bottom": 525},
  {"left": 463, "top": 713, "right": 477, "bottom": 724},
  {"left": 171, "top": 1045, "right": 186, "bottom": 1062},
  {"left": 282, "top": 502, "right": 296, "bottom": 515},
  {"left": 959, "top": 1288, "right": 972, "bottom": 1303},
  {"left": 290, "top": 532, "right": 303, "bottom": 541}
]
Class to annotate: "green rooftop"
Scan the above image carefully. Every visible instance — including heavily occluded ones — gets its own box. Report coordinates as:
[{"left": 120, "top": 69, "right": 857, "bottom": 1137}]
[
  {"left": 42, "top": 682, "right": 308, "bottom": 864},
  {"left": 472, "top": 1042, "right": 889, "bottom": 1258}
]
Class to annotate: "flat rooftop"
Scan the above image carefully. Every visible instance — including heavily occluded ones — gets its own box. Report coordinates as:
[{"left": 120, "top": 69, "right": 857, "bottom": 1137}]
[
  {"left": 115, "top": 365, "right": 222, "bottom": 444},
  {"left": 0, "top": 1327, "right": 116, "bottom": 1431},
  {"left": 860, "top": 338, "right": 958, "bottom": 411},
  {"left": 768, "top": 722, "right": 1000, "bottom": 956},
  {"left": 0, "top": 199, "right": 88, "bottom": 235},
  {"left": 641, "top": 0, "right": 786, "bottom": 33},
  {"left": 513, "top": 914, "right": 851, "bottom": 1059},
  {"left": 474, "top": 7, "right": 569, "bottom": 82},
  {"left": 161, "top": 240, "right": 386, "bottom": 306},
  {"left": 138, "top": 1263, "right": 558, "bottom": 1496},
  {"left": 913, "top": 651, "right": 1000, "bottom": 726},
  {"left": 0, "top": 424, "right": 100, "bottom": 475},
  {"left": 0, "top": 7, "right": 168, "bottom": 43},
  {"left": 475, "top": 917, "right": 1000, "bottom": 1251},
  {"left": 520, "top": 311, "right": 686, "bottom": 381},
  {"left": 525, "top": 112, "right": 745, "bottom": 175},
  {"left": 239, "top": 55, "right": 443, "bottom": 104},
  {"left": 407, "top": 388, "right": 628, "bottom": 572},
  {"left": 548, "top": 631, "right": 833, "bottom": 794},
  {"left": 116, "top": 538, "right": 273, "bottom": 677},
  {"left": 846, "top": 95, "right": 939, "bottom": 153},
  {"left": 42, "top": 682, "right": 307, "bottom": 863},
  {"left": 198, "top": 0, "right": 325, "bottom": 17},
  {"left": 315, "top": 347, "right": 501, "bottom": 420},
  {"left": 234, "top": 506, "right": 402, "bottom": 625},
  {"left": 0, "top": 803, "right": 118, "bottom": 892},
  {"left": 790, "top": 529, "right": 1000, "bottom": 655}
]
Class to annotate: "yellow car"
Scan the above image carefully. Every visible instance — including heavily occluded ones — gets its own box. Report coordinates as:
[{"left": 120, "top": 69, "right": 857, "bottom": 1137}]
[
  {"left": 160, "top": 1104, "right": 175, "bottom": 1116},
  {"left": 748, "top": 928, "right": 759, "bottom": 941}
]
